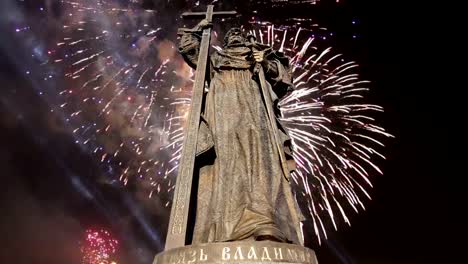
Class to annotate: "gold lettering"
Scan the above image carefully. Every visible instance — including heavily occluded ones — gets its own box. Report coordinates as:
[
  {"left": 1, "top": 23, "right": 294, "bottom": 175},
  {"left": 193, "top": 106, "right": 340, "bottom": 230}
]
[
  {"left": 199, "top": 249, "right": 208, "bottom": 261},
  {"left": 247, "top": 247, "right": 258, "bottom": 260},
  {"left": 287, "top": 249, "right": 298, "bottom": 261},
  {"left": 273, "top": 247, "right": 283, "bottom": 260},
  {"left": 233, "top": 247, "right": 244, "bottom": 260},
  {"left": 305, "top": 251, "right": 311, "bottom": 262},
  {"left": 222, "top": 247, "right": 231, "bottom": 261},
  {"left": 187, "top": 250, "right": 197, "bottom": 264},
  {"left": 170, "top": 251, "right": 185, "bottom": 264},
  {"left": 169, "top": 253, "right": 177, "bottom": 264},
  {"left": 261, "top": 247, "right": 272, "bottom": 261},
  {"left": 299, "top": 250, "right": 306, "bottom": 262},
  {"left": 312, "top": 252, "right": 318, "bottom": 263},
  {"left": 177, "top": 251, "right": 186, "bottom": 264}
]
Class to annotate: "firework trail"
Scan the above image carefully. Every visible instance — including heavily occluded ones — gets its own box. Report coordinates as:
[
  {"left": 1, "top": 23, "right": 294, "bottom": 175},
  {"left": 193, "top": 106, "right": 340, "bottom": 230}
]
[{"left": 16, "top": 0, "right": 391, "bottom": 242}]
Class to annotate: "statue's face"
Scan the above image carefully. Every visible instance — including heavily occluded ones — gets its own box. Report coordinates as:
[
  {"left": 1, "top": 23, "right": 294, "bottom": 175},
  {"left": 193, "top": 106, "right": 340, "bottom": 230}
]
[{"left": 225, "top": 28, "right": 245, "bottom": 46}]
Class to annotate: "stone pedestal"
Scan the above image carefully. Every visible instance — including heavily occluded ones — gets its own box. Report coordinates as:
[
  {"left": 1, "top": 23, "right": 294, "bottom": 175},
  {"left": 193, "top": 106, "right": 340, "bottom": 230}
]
[{"left": 153, "top": 241, "right": 318, "bottom": 264}]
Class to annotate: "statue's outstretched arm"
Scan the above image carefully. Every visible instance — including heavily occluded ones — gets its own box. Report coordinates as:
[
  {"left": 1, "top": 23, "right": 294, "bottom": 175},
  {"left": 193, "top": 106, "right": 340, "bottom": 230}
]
[{"left": 177, "top": 20, "right": 212, "bottom": 69}]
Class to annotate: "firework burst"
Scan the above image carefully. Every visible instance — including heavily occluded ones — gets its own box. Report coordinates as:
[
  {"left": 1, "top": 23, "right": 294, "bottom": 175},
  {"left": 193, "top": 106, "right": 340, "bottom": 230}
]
[
  {"left": 18, "top": 0, "right": 391, "bottom": 242},
  {"left": 248, "top": 24, "right": 393, "bottom": 242},
  {"left": 44, "top": 0, "right": 190, "bottom": 206},
  {"left": 81, "top": 228, "right": 119, "bottom": 264}
]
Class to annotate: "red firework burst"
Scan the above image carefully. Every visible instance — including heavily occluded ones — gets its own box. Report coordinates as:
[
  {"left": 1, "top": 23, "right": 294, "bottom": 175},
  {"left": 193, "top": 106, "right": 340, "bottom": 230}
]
[{"left": 80, "top": 228, "right": 119, "bottom": 264}]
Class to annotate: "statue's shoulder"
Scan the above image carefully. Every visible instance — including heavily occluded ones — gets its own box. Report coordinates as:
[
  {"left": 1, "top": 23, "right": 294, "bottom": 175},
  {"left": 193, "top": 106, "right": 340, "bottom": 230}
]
[
  {"left": 251, "top": 42, "right": 290, "bottom": 66},
  {"left": 268, "top": 49, "right": 291, "bottom": 67}
]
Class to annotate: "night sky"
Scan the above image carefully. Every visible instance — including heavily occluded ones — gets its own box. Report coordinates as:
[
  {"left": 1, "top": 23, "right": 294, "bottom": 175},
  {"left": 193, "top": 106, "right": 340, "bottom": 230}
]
[{"left": 0, "top": 1, "right": 463, "bottom": 263}]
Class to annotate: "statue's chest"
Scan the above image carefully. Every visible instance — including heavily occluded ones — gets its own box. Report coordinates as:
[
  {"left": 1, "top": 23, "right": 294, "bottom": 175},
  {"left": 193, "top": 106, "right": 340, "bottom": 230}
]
[{"left": 212, "top": 50, "right": 253, "bottom": 70}]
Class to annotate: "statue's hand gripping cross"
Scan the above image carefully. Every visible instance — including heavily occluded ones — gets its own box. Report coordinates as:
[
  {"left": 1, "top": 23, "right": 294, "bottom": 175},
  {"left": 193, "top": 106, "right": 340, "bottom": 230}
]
[{"left": 165, "top": 5, "right": 236, "bottom": 250}]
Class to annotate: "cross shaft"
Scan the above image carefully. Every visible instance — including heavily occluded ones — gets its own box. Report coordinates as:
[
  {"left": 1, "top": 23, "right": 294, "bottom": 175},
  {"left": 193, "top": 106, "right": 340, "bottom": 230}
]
[{"left": 165, "top": 5, "right": 236, "bottom": 250}]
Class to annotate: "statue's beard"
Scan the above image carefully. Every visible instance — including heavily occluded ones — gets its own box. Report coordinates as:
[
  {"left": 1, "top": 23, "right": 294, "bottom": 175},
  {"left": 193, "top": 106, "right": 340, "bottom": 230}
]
[{"left": 226, "top": 36, "right": 245, "bottom": 47}]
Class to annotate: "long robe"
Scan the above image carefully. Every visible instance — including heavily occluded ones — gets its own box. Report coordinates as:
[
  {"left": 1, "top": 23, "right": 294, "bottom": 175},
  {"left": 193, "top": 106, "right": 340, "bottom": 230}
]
[{"left": 178, "top": 28, "right": 304, "bottom": 245}]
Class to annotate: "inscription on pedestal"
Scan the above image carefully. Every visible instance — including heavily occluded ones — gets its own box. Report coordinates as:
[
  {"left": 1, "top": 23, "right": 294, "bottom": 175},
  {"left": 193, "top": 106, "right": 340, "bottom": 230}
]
[
  {"left": 171, "top": 181, "right": 188, "bottom": 235},
  {"left": 153, "top": 241, "right": 318, "bottom": 264}
]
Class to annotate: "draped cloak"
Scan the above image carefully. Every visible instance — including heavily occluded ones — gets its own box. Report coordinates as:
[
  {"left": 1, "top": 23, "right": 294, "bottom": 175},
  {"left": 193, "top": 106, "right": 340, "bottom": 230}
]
[{"left": 178, "top": 28, "right": 304, "bottom": 245}]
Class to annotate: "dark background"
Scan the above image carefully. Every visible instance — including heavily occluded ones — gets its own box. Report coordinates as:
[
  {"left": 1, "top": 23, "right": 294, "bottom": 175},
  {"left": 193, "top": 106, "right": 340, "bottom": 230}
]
[{"left": 0, "top": 0, "right": 463, "bottom": 263}]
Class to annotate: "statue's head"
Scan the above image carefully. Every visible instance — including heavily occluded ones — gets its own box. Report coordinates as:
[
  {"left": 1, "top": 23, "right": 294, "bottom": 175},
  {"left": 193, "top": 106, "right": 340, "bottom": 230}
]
[{"left": 224, "top": 27, "right": 245, "bottom": 47}]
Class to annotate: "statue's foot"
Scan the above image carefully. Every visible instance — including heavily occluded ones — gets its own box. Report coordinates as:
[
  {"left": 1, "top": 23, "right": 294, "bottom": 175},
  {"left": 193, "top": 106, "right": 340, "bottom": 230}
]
[
  {"left": 255, "top": 234, "right": 284, "bottom": 242},
  {"left": 253, "top": 227, "right": 287, "bottom": 243}
]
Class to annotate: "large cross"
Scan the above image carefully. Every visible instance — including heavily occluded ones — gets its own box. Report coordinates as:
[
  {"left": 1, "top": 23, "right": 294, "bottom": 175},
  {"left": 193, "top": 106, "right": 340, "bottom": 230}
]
[{"left": 165, "top": 5, "right": 237, "bottom": 250}]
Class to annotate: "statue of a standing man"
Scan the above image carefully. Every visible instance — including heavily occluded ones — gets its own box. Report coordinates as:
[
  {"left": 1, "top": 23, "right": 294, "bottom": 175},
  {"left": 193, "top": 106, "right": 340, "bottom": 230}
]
[{"left": 178, "top": 19, "right": 304, "bottom": 245}]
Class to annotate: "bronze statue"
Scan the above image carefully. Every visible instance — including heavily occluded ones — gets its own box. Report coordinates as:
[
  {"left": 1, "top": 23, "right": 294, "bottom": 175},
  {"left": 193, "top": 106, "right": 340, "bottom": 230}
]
[
  {"left": 155, "top": 6, "right": 318, "bottom": 264},
  {"left": 176, "top": 19, "right": 304, "bottom": 245}
]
